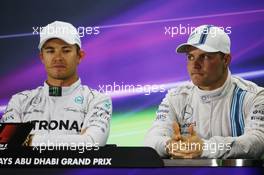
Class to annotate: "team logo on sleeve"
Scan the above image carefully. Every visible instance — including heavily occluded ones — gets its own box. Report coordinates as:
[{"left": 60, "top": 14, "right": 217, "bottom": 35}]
[
  {"left": 30, "top": 96, "right": 42, "bottom": 106},
  {"left": 104, "top": 100, "right": 111, "bottom": 110}
]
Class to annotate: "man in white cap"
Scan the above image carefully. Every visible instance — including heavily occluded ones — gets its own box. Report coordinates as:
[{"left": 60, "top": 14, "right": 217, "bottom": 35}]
[
  {"left": 144, "top": 25, "right": 264, "bottom": 158},
  {"left": 1, "top": 21, "right": 112, "bottom": 147}
]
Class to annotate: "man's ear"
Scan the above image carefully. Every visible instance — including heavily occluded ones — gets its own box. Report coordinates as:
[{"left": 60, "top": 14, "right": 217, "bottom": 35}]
[
  {"left": 39, "top": 52, "right": 45, "bottom": 64},
  {"left": 77, "top": 50, "right": 85, "bottom": 64},
  {"left": 223, "top": 54, "right": 231, "bottom": 68}
]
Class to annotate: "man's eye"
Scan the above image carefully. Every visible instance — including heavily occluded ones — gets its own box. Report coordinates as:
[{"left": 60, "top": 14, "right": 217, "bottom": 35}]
[
  {"left": 46, "top": 50, "right": 54, "bottom": 53},
  {"left": 201, "top": 54, "right": 210, "bottom": 60},
  {"left": 187, "top": 55, "right": 195, "bottom": 61},
  {"left": 63, "top": 49, "right": 71, "bottom": 53}
]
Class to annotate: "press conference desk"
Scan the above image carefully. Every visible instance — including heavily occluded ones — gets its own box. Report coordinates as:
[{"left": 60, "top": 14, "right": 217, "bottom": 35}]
[
  {"left": 163, "top": 159, "right": 264, "bottom": 167},
  {"left": 1, "top": 146, "right": 263, "bottom": 167}
]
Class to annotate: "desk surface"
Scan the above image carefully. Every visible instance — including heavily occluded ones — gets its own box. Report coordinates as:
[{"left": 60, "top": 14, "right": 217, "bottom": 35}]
[
  {"left": 163, "top": 159, "right": 264, "bottom": 167},
  {"left": 1, "top": 146, "right": 263, "bottom": 167}
]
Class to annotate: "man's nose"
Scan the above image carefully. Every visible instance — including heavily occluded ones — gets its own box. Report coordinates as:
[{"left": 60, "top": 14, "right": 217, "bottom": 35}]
[
  {"left": 53, "top": 51, "right": 63, "bottom": 61},
  {"left": 191, "top": 57, "right": 202, "bottom": 69}
]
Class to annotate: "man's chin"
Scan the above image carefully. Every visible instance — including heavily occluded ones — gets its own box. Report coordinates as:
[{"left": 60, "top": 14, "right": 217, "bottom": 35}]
[
  {"left": 191, "top": 79, "right": 206, "bottom": 87},
  {"left": 50, "top": 74, "right": 68, "bottom": 80}
]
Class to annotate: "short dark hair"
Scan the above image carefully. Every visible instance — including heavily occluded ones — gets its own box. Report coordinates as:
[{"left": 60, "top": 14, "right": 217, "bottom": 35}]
[
  {"left": 217, "top": 51, "right": 225, "bottom": 58},
  {"left": 75, "top": 44, "right": 80, "bottom": 52}
]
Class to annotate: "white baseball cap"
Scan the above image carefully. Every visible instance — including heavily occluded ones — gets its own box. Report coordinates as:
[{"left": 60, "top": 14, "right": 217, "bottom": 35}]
[
  {"left": 38, "top": 21, "right": 81, "bottom": 50},
  {"left": 176, "top": 25, "right": 230, "bottom": 54}
]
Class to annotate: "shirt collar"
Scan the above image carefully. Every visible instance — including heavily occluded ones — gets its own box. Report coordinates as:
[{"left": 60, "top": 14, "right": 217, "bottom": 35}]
[
  {"left": 44, "top": 78, "right": 81, "bottom": 97},
  {"left": 194, "top": 70, "right": 231, "bottom": 103}
]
